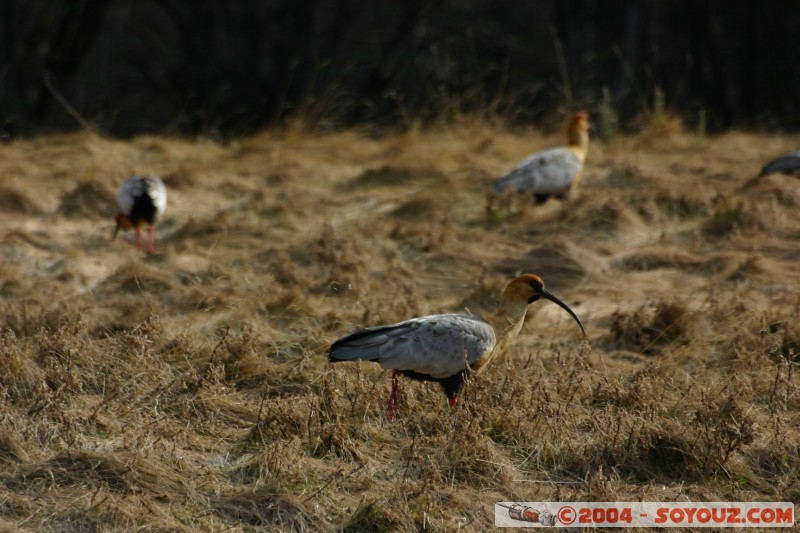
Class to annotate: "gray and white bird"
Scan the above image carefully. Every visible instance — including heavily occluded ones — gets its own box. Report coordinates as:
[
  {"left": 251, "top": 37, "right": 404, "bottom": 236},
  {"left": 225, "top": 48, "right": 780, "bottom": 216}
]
[
  {"left": 491, "top": 111, "right": 590, "bottom": 203},
  {"left": 329, "top": 274, "right": 585, "bottom": 420},
  {"left": 759, "top": 150, "right": 800, "bottom": 177},
  {"left": 113, "top": 176, "right": 167, "bottom": 254}
]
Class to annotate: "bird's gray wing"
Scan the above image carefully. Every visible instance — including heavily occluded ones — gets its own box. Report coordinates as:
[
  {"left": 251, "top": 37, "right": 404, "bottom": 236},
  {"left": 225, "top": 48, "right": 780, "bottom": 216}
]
[
  {"left": 492, "top": 148, "right": 581, "bottom": 195},
  {"left": 329, "top": 313, "right": 496, "bottom": 379},
  {"left": 760, "top": 151, "right": 800, "bottom": 176},
  {"left": 118, "top": 178, "right": 139, "bottom": 215}
]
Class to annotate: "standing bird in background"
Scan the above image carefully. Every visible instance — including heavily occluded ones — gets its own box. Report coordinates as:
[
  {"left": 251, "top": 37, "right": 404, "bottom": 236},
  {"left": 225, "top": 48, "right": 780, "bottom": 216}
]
[
  {"left": 740, "top": 150, "right": 800, "bottom": 189},
  {"left": 329, "top": 274, "right": 585, "bottom": 420},
  {"left": 758, "top": 150, "right": 800, "bottom": 178},
  {"left": 113, "top": 176, "right": 167, "bottom": 255},
  {"left": 491, "top": 111, "right": 590, "bottom": 204}
]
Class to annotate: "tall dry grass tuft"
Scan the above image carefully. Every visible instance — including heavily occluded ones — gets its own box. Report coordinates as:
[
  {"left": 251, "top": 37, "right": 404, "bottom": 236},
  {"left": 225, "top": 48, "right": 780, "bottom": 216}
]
[
  {"left": 0, "top": 186, "right": 43, "bottom": 215},
  {"left": 212, "top": 484, "right": 317, "bottom": 531},
  {"left": 610, "top": 300, "right": 693, "bottom": 354},
  {"left": 693, "top": 395, "right": 756, "bottom": 473},
  {"left": 57, "top": 180, "right": 117, "bottom": 219}
]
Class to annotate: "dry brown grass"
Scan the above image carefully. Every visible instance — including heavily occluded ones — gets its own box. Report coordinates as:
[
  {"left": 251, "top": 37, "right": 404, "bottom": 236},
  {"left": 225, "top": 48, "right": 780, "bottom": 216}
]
[{"left": 0, "top": 124, "right": 798, "bottom": 531}]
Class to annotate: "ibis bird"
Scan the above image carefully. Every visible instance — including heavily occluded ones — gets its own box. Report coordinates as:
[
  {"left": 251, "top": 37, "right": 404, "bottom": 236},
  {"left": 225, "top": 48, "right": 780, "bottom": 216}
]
[
  {"left": 328, "top": 274, "right": 585, "bottom": 420},
  {"left": 491, "top": 111, "right": 590, "bottom": 203},
  {"left": 113, "top": 176, "right": 167, "bottom": 254},
  {"left": 759, "top": 150, "right": 800, "bottom": 177}
]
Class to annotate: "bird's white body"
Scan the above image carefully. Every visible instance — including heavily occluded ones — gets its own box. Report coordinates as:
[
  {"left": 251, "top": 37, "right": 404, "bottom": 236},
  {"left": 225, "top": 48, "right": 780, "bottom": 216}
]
[
  {"left": 114, "top": 176, "right": 167, "bottom": 254},
  {"left": 118, "top": 176, "right": 167, "bottom": 219},
  {"left": 329, "top": 313, "right": 496, "bottom": 379},
  {"left": 492, "top": 147, "right": 583, "bottom": 196}
]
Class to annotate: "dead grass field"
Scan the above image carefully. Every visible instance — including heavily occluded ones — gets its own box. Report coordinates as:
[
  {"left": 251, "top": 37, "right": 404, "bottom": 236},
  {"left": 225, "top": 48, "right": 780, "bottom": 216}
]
[{"left": 0, "top": 120, "right": 798, "bottom": 531}]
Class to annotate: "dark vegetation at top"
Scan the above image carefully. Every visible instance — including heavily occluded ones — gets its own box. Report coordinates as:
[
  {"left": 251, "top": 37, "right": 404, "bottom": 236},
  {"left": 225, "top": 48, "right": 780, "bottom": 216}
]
[{"left": 3, "top": 0, "right": 800, "bottom": 138}]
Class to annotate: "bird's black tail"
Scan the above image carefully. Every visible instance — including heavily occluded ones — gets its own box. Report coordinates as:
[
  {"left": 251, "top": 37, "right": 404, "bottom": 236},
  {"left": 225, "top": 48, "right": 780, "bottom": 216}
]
[{"left": 328, "top": 325, "right": 398, "bottom": 363}]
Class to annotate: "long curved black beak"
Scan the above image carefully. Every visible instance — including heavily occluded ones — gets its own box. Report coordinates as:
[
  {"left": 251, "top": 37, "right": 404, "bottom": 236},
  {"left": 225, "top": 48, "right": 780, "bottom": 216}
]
[{"left": 538, "top": 287, "right": 586, "bottom": 336}]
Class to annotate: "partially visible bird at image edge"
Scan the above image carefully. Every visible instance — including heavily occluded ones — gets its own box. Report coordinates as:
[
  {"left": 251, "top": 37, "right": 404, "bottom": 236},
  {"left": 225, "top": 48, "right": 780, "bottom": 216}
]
[
  {"left": 113, "top": 176, "right": 167, "bottom": 255},
  {"left": 491, "top": 111, "right": 590, "bottom": 203},
  {"left": 759, "top": 151, "right": 800, "bottom": 177},
  {"left": 328, "top": 274, "right": 586, "bottom": 420}
]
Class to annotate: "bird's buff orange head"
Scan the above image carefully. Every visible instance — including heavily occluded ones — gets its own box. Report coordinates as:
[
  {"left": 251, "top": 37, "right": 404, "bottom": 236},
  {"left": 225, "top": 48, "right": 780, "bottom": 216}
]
[
  {"left": 505, "top": 274, "right": 586, "bottom": 336},
  {"left": 569, "top": 111, "right": 590, "bottom": 131},
  {"left": 113, "top": 213, "right": 133, "bottom": 239}
]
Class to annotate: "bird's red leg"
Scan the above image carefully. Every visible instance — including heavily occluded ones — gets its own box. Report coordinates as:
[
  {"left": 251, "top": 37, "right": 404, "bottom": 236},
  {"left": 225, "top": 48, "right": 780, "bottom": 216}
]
[
  {"left": 134, "top": 226, "right": 142, "bottom": 252},
  {"left": 448, "top": 397, "right": 458, "bottom": 409},
  {"left": 146, "top": 225, "right": 156, "bottom": 255},
  {"left": 387, "top": 370, "right": 400, "bottom": 421}
]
